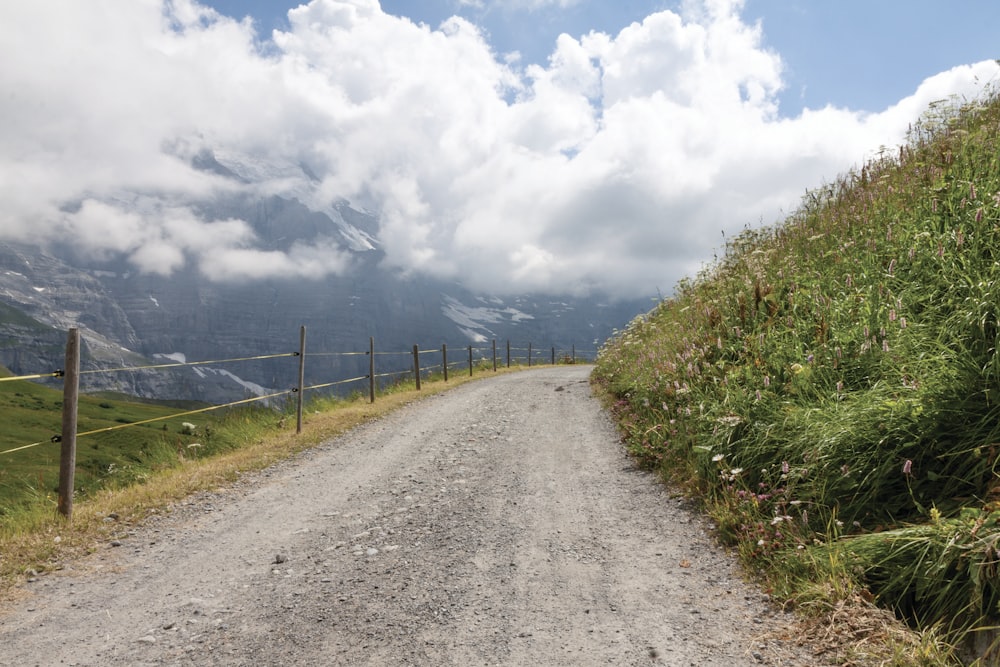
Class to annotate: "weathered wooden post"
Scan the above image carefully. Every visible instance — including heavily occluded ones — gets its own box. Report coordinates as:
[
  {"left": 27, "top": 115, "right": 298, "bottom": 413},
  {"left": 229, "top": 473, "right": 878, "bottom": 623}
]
[
  {"left": 492, "top": 339, "right": 497, "bottom": 371},
  {"left": 551, "top": 347, "right": 556, "bottom": 365},
  {"left": 442, "top": 343, "right": 448, "bottom": 382},
  {"left": 506, "top": 340, "right": 511, "bottom": 368},
  {"left": 296, "top": 325, "right": 306, "bottom": 434},
  {"left": 57, "top": 327, "right": 80, "bottom": 519},
  {"left": 572, "top": 344, "right": 576, "bottom": 364},
  {"left": 368, "top": 337, "right": 375, "bottom": 403},
  {"left": 468, "top": 345, "right": 473, "bottom": 377},
  {"left": 528, "top": 342, "right": 532, "bottom": 367},
  {"left": 413, "top": 344, "right": 421, "bottom": 390}
]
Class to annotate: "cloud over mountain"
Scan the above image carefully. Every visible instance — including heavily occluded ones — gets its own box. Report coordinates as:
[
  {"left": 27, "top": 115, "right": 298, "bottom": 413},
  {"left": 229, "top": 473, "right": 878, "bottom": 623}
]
[{"left": 0, "top": 0, "right": 996, "bottom": 298}]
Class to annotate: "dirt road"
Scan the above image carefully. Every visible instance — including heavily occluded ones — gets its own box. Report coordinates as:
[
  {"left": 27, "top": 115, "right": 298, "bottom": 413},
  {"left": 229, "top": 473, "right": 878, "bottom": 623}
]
[{"left": 0, "top": 366, "right": 817, "bottom": 666}]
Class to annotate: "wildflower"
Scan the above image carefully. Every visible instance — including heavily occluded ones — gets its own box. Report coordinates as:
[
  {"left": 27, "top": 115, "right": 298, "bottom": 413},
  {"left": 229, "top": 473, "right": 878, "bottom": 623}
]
[
  {"left": 976, "top": 208, "right": 984, "bottom": 223},
  {"left": 781, "top": 461, "right": 790, "bottom": 474},
  {"left": 763, "top": 376, "right": 771, "bottom": 387},
  {"left": 790, "top": 363, "right": 804, "bottom": 374},
  {"left": 712, "top": 453, "right": 725, "bottom": 462},
  {"left": 902, "top": 459, "right": 913, "bottom": 476}
]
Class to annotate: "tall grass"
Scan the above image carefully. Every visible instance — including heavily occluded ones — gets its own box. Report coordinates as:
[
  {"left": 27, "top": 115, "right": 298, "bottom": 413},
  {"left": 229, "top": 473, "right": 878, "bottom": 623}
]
[{"left": 593, "top": 89, "right": 1000, "bottom": 662}]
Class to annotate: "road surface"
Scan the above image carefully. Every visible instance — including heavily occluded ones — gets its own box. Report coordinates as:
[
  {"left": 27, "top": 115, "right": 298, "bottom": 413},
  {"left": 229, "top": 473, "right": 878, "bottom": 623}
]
[{"left": 0, "top": 366, "right": 817, "bottom": 666}]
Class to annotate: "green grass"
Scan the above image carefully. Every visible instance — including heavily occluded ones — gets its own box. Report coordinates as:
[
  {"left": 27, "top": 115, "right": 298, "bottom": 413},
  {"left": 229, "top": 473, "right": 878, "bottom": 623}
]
[
  {"left": 0, "top": 365, "right": 238, "bottom": 518},
  {"left": 593, "top": 89, "right": 1000, "bottom": 664}
]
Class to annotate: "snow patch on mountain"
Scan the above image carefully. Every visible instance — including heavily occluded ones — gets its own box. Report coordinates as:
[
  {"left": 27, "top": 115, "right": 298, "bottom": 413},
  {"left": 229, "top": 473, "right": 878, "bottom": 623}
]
[
  {"left": 442, "top": 294, "right": 535, "bottom": 342},
  {"left": 153, "top": 353, "right": 187, "bottom": 365},
  {"left": 210, "top": 149, "right": 378, "bottom": 253}
]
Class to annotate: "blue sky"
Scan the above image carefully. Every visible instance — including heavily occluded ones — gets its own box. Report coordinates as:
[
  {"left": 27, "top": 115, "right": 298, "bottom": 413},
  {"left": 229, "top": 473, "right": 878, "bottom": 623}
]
[{"left": 0, "top": 1, "right": 997, "bottom": 298}]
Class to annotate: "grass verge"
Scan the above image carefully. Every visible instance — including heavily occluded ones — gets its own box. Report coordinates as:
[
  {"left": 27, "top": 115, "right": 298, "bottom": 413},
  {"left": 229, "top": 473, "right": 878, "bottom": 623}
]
[{"left": 593, "top": 89, "right": 1000, "bottom": 665}]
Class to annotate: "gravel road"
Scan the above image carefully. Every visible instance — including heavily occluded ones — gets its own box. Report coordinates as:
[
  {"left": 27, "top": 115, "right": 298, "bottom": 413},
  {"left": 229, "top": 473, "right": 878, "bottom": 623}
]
[{"left": 0, "top": 366, "right": 820, "bottom": 666}]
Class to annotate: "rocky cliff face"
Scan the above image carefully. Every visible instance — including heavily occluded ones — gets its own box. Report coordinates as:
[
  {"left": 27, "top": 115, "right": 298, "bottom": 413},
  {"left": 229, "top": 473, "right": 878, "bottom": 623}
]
[{"left": 0, "top": 152, "right": 648, "bottom": 403}]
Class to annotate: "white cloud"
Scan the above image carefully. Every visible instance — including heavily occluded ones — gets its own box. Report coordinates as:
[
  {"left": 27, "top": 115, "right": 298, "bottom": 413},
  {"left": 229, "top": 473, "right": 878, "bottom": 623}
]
[{"left": 0, "top": 0, "right": 996, "bottom": 299}]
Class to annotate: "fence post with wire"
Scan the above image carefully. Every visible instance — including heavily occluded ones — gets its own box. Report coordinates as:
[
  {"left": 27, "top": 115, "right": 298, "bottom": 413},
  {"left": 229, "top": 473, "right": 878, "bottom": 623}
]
[{"left": 0, "top": 326, "right": 597, "bottom": 520}]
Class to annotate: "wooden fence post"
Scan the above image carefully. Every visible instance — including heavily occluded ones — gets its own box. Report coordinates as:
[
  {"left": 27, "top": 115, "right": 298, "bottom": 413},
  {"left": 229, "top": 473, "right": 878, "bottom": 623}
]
[
  {"left": 551, "top": 347, "right": 556, "bottom": 365},
  {"left": 57, "top": 327, "right": 80, "bottom": 519},
  {"left": 572, "top": 344, "right": 576, "bottom": 364},
  {"left": 296, "top": 325, "right": 306, "bottom": 434},
  {"left": 413, "top": 344, "right": 421, "bottom": 390},
  {"left": 442, "top": 343, "right": 448, "bottom": 382},
  {"left": 492, "top": 339, "right": 497, "bottom": 371},
  {"left": 528, "top": 342, "right": 532, "bottom": 367},
  {"left": 369, "top": 337, "right": 375, "bottom": 403},
  {"left": 506, "top": 340, "right": 511, "bottom": 368},
  {"left": 468, "top": 345, "right": 473, "bottom": 377}
]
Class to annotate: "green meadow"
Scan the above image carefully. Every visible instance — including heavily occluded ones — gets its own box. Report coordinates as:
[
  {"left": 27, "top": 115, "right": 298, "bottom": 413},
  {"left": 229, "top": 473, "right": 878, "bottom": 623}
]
[{"left": 0, "top": 366, "right": 248, "bottom": 517}]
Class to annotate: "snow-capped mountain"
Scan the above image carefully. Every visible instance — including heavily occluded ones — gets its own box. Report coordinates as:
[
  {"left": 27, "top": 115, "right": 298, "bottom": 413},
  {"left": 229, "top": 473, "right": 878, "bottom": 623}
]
[{"left": 0, "top": 150, "right": 648, "bottom": 402}]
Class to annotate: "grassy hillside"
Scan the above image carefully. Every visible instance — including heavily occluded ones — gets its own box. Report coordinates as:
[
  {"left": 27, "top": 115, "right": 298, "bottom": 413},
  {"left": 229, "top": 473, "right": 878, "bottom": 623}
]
[
  {"left": 593, "top": 90, "right": 1000, "bottom": 663},
  {"left": 0, "top": 365, "right": 262, "bottom": 518}
]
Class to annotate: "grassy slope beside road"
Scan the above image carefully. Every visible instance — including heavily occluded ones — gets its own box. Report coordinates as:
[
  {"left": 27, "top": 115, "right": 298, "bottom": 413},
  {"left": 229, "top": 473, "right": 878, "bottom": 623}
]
[{"left": 593, "top": 91, "right": 1000, "bottom": 665}]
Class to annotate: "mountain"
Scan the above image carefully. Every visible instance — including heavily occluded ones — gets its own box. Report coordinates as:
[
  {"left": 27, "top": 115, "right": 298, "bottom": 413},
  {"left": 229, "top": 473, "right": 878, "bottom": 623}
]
[{"left": 0, "top": 150, "right": 648, "bottom": 403}]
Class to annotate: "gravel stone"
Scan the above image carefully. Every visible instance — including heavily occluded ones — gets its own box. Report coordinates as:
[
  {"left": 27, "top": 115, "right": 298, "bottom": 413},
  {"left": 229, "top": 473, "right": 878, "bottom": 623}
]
[{"left": 0, "top": 367, "right": 824, "bottom": 665}]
